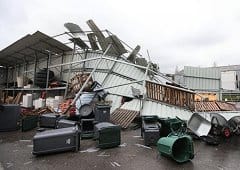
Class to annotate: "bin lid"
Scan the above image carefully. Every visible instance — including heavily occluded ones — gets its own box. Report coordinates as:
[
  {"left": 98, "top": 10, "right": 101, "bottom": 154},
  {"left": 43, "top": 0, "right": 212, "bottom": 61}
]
[{"left": 95, "top": 122, "right": 119, "bottom": 130}]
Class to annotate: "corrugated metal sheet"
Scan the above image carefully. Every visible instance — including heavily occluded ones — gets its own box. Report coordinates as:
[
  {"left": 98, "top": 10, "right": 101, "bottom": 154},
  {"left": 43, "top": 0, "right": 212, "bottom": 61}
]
[
  {"left": 184, "top": 66, "right": 220, "bottom": 79},
  {"left": 216, "top": 102, "right": 236, "bottom": 111},
  {"left": 92, "top": 72, "right": 108, "bottom": 84},
  {"left": 198, "top": 111, "right": 240, "bottom": 121},
  {"left": 112, "top": 62, "right": 146, "bottom": 81},
  {"left": 0, "top": 31, "right": 72, "bottom": 67},
  {"left": 84, "top": 58, "right": 115, "bottom": 71},
  {"left": 184, "top": 77, "right": 220, "bottom": 91},
  {"left": 120, "top": 99, "right": 141, "bottom": 111},
  {"left": 183, "top": 66, "right": 221, "bottom": 91},
  {"left": 111, "top": 108, "right": 139, "bottom": 128},
  {"left": 103, "top": 74, "right": 143, "bottom": 97},
  {"left": 141, "top": 100, "right": 193, "bottom": 120},
  {"left": 105, "top": 94, "right": 122, "bottom": 113},
  {"left": 194, "top": 102, "right": 220, "bottom": 112},
  {"left": 194, "top": 101, "right": 236, "bottom": 112},
  {"left": 67, "top": 51, "right": 149, "bottom": 82}
]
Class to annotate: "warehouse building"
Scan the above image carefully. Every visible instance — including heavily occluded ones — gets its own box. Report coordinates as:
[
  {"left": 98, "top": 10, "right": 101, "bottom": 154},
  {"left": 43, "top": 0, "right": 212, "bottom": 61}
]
[{"left": 174, "top": 65, "right": 240, "bottom": 101}]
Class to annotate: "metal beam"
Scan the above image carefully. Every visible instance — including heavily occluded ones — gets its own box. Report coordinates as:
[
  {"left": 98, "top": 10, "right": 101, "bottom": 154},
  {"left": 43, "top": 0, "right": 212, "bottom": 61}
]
[
  {"left": 27, "top": 47, "right": 49, "bottom": 57},
  {"left": 39, "top": 39, "right": 65, "bottom": 53},
  {"left": 63, "top": 44, "right": 112, "bottom": 114}
]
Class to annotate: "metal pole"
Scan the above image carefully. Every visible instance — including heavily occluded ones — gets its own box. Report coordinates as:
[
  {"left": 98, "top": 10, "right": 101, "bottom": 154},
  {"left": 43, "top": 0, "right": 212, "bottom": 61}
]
[
  {"left": 6, "top": 67, "right": 9, "bottom": 97},
  {"left": 48, "top": 56, "right": 175, "bottom": 84},
  {"left": 45, "top": 52, "right": 51, "bottom": 89},
  {"left": 33, "top": 52, "right": 38, "bottom": 86},
  {"left": 93, "top": 79, "right": 144, "bottom": 92},
  {"left": 64, "top": 43, "right": 76, "bottom": 98},
  {"left": 140, "top": 51, "right": 151, "bottom": 116},
  {"left": 45, "top": 51, "right": 51, "bottom": 102},
  {"left": 63, "top": 44, "right": 112, "bottom": 114},
  {"left": 60, "top": 53, "right": 64, "bottom": 81}
]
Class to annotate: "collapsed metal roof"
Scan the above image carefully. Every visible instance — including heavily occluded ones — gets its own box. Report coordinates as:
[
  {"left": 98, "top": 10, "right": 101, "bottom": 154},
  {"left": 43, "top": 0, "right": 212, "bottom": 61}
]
[
  {"left": 59, "top": 20, "right": 199, "bottom": 121},
  {"left": 195, "top": 101, "right": 236, "bottom": 112},
  {"left": 0, "top": 31, "right": 72, "bottom": 67}
]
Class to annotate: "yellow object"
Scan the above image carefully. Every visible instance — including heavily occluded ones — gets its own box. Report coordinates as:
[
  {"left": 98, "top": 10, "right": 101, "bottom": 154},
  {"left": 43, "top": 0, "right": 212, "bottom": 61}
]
[{"left": 195, "top": 93, "right": 217, "bottom": 101}]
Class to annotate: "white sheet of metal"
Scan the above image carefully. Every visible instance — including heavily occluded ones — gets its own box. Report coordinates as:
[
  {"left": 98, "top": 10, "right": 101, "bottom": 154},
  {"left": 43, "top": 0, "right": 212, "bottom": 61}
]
[
  {"left": 105, "top": 94, "right": 122, "bottom": 113},
  {"left": 141, "top": 100, "right": 193, "bottom": 120},
  {"left": 120, "top": 99, "right": 141, "bottom": 111},
  {"left": 112, "top": 62, "right": 146, "bottom": 81},
  {"left": 182, "top": 66, "right": 221, "bottom": 91},
  {"left": 103, "top": 74, "right": 143, "bottom": 97},
  {"left": 92, "top": 72, "right": 108, "bottom": 84},
  {"left": 198, "top": 111, "right": 240, "bottom": 121}
]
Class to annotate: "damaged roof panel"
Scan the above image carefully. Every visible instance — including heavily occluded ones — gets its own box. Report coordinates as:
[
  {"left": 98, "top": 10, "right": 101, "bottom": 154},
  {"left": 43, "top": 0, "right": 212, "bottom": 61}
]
[
  {"left": 195, "top": 101, "right": 236, "bottom": 112},
  {"left": 216, "top": 102, "right": 236, "bottom": 111},
  {"left": 103, "top": 74, "right": 143, "bottom": 97},
  {"left": 120, "top": 99, "right": 141, "bottom": 111},
  {"left": 92, "top": 72, "right": 108, "bottom": 84},
  {"left": 105, "top": 94, "right": 123, "bottom": 113},
  {"left": 112, "top": 62, "right": 148, "bottom": 81},
  {"left": 194, "top": 102, "right": 220, "bottom": 112},
  {"left": 142, "top": 100, "right": 193, "bottom": 120}
]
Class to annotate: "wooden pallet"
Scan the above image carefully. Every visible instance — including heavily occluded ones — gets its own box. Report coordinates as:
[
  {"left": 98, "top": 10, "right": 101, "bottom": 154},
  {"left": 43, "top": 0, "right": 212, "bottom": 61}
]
[{"left": 111, "top": 109, "right": 139, "bottom": 129}]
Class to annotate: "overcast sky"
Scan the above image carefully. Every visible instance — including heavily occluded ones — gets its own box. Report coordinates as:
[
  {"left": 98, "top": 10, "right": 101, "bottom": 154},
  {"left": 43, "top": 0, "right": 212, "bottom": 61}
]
[{"left": 1, "top": 0, "right": 240, "bottom": 73}]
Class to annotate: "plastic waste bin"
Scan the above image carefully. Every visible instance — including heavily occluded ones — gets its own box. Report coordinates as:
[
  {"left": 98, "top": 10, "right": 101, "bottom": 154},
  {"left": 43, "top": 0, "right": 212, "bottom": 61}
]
[
  {"left": 94, "top": 122, "right": 121, "bottom": 148},
  {"left": 94, "top": 103, "right": 111, "bottom": 123},
  {"left": 159, "top": 118, "right": 182, "bottom": 137},
  {"left": 157, "top": 134, "right": 194, "bottom": 163}
]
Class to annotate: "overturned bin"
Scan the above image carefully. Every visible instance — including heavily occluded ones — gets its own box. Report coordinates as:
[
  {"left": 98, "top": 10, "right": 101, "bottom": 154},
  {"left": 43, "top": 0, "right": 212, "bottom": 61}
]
[
  {"left": 157, "top": 134, "right": 194, "bottom": 163},
  {"left": 33, "top": 126, "right": 80, "bottom": 155},
  {"left": 159, "top": 117, "right": 183, "bottom": 137},
  {"left": 94, "top": 122, "right": 121, "bottom": 149}
]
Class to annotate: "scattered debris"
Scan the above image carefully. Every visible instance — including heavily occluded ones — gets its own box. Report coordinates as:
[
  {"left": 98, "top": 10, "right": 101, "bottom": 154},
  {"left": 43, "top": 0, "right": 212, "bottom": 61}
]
[
  {"left": 0, "top": 162, "right": 4, "bottom": 170},
  {"left": 6, "top": 162, "right": 13, "bottom": 169},
  {"left": 80, "top": 147, "right": 100, "bottom": 153},
  {"left": 23, "top": 161, "right": 32, "bottom": 165},
  {"left": 110, "top": 162, "right": 116, "bottom": 167},
  {"left": 110, "top": 161, "right": 121, "bottom": 167},
  {"left": 113, "top": 162, "right": 121, "bottom": 167},
  {"left": 19, "top": 140, "right": 31, "bottom": 142},
  {"left": 132, "top": 136, "right": 141, "bottom": 138},
  {"left": 119, "top": 143, "right": 127, "bottom": 147},
  {"left": 135, "top": 144, "right": 152, "bottom": 150},
  {"left": 97, "top": 152, "right": 110, "bottom": 157}
]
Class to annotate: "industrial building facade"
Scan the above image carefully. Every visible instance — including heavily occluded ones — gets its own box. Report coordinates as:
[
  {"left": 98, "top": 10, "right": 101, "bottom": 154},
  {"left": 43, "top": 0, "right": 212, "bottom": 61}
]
[{"left": 174, "top": 65, "right": 240, "bottom": 101}]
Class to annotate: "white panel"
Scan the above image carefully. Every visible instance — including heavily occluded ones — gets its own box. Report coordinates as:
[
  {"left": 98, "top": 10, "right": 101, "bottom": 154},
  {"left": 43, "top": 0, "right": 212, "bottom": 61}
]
[
  {"left": 105, "top": 94, "right": 122, "bottom": 113},
  {"left": 198, "top": 111, "right": 240, "bottom": 121},
  {"left": 103, "top": 74, "right": 143, "bottom": 97},
  {"left": 112, "top": 62, "right": 146, "bottom": 81},
  {"left": 92, "top": 72, "right": 108, "bottom": 84},
  {"left": 221, "top": 71, "right": 236, "bottom": 90},
  {"left": 121, "top": 99, "right": 141, "bottom": 111},
  {"left": 142, "top": 100, "right": 193, "bottom": 121}
]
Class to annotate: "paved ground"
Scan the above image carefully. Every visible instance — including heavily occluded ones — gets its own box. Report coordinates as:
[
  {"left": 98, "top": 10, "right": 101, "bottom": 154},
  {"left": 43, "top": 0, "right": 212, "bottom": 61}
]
[{"left": 0, "top": 128, "right": 240, "bottom": 170}]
